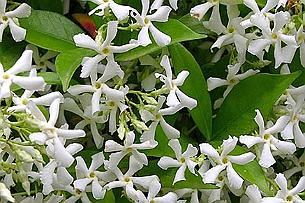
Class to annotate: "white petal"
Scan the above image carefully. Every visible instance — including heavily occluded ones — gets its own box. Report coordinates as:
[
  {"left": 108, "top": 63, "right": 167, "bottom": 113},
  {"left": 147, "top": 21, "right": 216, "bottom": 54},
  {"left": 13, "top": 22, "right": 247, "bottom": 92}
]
[
  {"left": 6, "top": 3, "right": 31, "bottom": 18},
  {"left": 102, "top": 21, "right": 118, "bottom": 46},
  {"left": 8, "top": 19, "right": 26, "bottom": 42},
  {"left": 74, "top": 178, "right": 92, "bottom": 191},
  {"left": 175, "top": 89, "right": 197, "bottom": 110},
  {"left": 157, "top": 157, "right": 180, "bottom": 169},
  {"left": 229, "top": 152, "right": 256, "bottom": 165},
  {"left": 207, "top": 77, "right": 229, "bottom": 91},
  {"left": 275, "top": 173, "right": 288, "bottom": 192},
  {"left": 243, "top": 0, "right": 260, "bottom": 13},
  {"left": 149, "top": 24, "right": 171, "bottom": 47},
  {"left": 226, "top": 164, "right": 243, "bottom": 189},
  {"left": 281, "top": 121, "right": 294, "bottom": 139},
  {"left": 73, "top": 33, "right": 99, "bottom": 52},
  {"left": 290, "top": 176, "right": 305, "bottom": 195},
  {"left": 7, "top": 50, "right": 32, "bottom": 74},
  {"left": 202, "top": 165, "right": 226, "bottom": 184},
  {"left": 89, "top": 152, "right": 104, "bottom": 171},
  {"left": 173, "top": 164, "right": 187, "bottom": 184},
  {"left": 54, "top": 138, "right": 74, "bottom": 167},
  {"left": 294, "top": 123, "right": 305, "bottom": 148},
  {"left": 29, "top": 132, "right": 48, "bottom": 145},
  {"left": 245, "top": 185, "right": 262, "bottom": 202},
  {"left": 67, "top": 85, "right": 95, "bottom": 96},
  {"left": 259, "top": 143, "right": 276, "bottom": 168},
  {"left": 138, "top": 26, "right": 152, "bottom": 46},
  {"left": 148, "top": 6, "right": 171, "bottom": 22},
  {"left": 12, "top": 76, "right": 45, "bottom": 91},
  {"left": 109, "top": 2, "right": 131, "bottom": 20},
  {"left": 272, "top": 138, "right": 296, "bottom": 155},
  {"left": 199, "top": 143, "right": 220, "bottom": 160},
  {"left": 190, "top": 2, "right": 213, "bottom": 21},
  {"left": 92, "top": 179, "right": 105, "bottom": 199},
  {"left": 239, "top": 135, "right": 264, "bottom": 148},
  {"left": 221, "top": 136, "right": 238, "bottom": 157}
]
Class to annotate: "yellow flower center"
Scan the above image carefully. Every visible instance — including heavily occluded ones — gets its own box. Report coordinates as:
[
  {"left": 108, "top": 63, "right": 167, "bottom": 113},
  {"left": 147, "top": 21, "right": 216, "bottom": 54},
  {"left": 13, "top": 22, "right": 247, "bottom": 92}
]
[
  {"left": 89, "top": 172, "right": 96, "bottom": 178},
  {"left": 94, "top": 82, "right": 103, "bottom": 89},
  {"left": 228, "top": 27, "right": 235, "bottom": 33},
  {"left": 271, "top": 33, "right": 278, "bottom": 40},
  {"left": 222, "top": 157, "right": 229, "bottom": 164},
  {"left": 2, "top": 16, "right": 8, "bottom": 22},
  {"left": 2, "top": 73, "right": 10, "bottom": 80},
  {"left": 144, "top": 18, "right": 150, "bottom": 25},
  {"left": 286, "top": 195, "right": 293, "bottom": 202},
  {"left": 180, "top": 157, "right": 186, "bottom": 164},
  {"left": 21, "top": 99, "right": 29, "bottom": 105},
  {"left": 263, "top": 134, "right": 271, "bottom": 140},
  {"left": 124, "top": 176, "right": 131, "bottom": 183},
  {"left": 101, "top": 47, "right": 110, "bottom": 55}
]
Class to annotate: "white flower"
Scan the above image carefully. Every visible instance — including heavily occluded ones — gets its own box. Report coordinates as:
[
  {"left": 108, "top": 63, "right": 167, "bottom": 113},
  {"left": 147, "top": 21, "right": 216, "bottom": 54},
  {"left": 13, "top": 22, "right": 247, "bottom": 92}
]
[
  {"left": 74, "top": 152, "right": 108, "bottom": 200},
  {"left": 132, "top": 0, "right": 172, "bottom": 47},
  {"left": 0, "top": 182, "right": 14, "bottom": 202},
  {"left": 239, "top": 109, "right": 296, "bottom": 168},
  {"left": 207, "top": 63, "right": 258, "bottom": 108},
  {"left": 67, "top": 72, "right": 125, "bottom": 115},
  {"left": 151, "top": 0, "right": 178, "bottom": 10},
  {"left": 0, "top": 50, "right": 45, "bottom": 99},
  {"left": 104, "top": 156, "right": 159, "bottom": 202},
  {"left": 248, "top": 11, "right": 297, "bottom": 68},
  {"left": 200, "top": 136, "right": 255, "bottom": 189},
  {"left": 0, "top": 1, "right": 31, "bottom": 42},
  {"left": 62, "top": 95, "right": 107, "bottom": 148},
  {"left": 73, "top": 21, "right": 137, "bottom": 78},
  {"left": 105, "top": 131, "right": 157, "bottom": 166},
  {"left": 140, "top": 96, "right": 180, "bottom": 142},
  {"left": 26, "top": 44, "right": 58, "bottom": 71},
  {"left": 262, "top": 173, "right": 305, "bottom": 202},
  {"left": 156, "top": 55, "right": 197, "bottom": 109},
  {"left": 158, "top": 139, "right": 198, "bottom": 184},
  {"left": 88, "top": 0, "right": 132, "bottom": 20}
]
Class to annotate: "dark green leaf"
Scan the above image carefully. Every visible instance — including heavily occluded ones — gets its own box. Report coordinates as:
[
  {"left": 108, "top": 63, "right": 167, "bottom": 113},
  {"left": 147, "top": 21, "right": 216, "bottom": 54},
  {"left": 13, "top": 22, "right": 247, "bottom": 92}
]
[
  {"left": 19, "top": 10, "right": 82, "bottom": 52},
  {"left": 38, "top": 72, "right": 61, "bottom": 85},
  {"left": 116, "top": 19, "right": 206, "bottom": 61},
  {"left": 139, "top": 160, "right": 217, "bottom": 190},
  {"left": 169, "top": 43, "right": 212, "bottom": 140},
  {"left": 213, "top": 72, "right": 300, "bottom": 140},
  {"left": 0, "top": 36, "right": 26, "bottom": 69},
  {"left": 55, "top": 48, "right": 96, "bottom": 91}
]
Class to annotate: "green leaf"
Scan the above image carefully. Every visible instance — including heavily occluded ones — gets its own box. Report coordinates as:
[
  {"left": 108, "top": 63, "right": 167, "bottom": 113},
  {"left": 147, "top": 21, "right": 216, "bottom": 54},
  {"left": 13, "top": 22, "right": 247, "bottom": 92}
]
[
  {"left": 179, "top": 14, "right": 214, "bottom": 36},
  {"left": 38, "top": 72, "right": 61, "bottom": 85},
  {"left": 26, "top": 0, "right": 63, "bottom": 13},
  {"left": 139, "top": 160, "right": 217, "bottom": 190},
  {"left": 213, "top": 72, "right": 300, "bottom": 140},
  {"left": 55, "top": 48, "right": 96, "bottom": 91},
  {"left": 116, "top": 19, "right": 206, "bottom": 61},
  {"left": 169, "top": 43, "right": 212, "bottom": 140},
  {"left": 0, "top": 36, "right": 26, "bottom": 69},
  {"left": 19, "top": 10, "right": 82, "bottom": 52},
  {"left": 231, "top": 146, "right": 275, "bottom": 196}
]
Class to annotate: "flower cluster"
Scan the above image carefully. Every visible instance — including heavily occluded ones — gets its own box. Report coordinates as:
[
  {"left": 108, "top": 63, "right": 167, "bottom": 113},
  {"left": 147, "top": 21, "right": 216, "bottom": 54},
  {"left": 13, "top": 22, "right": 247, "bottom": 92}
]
[{"left": 1, "top": 0, "right": 305, "bottom": 202}]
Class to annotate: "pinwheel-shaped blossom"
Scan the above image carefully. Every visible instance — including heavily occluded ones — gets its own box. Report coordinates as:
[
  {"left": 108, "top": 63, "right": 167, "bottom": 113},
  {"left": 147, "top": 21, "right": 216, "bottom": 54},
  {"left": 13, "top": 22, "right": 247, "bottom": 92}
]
[
  {"left": 140, "top": 96, "right": 180, "bottom": 142},
  {"left": 132, "top": 0, "right": 172, "bottom": 47},
  {"left": 240, "top": 109, "right": 296, "bottom": 168},
  {"left": 156, "top": 55, "right": 197, "bottom": 109},
  {"left": 158, "top": 139, "right": 198, "bottom": 184},
  {"left": 88, "top": 0, "right": 132, "bottom": 20},
  {"left": 104, "top": 157, "right": 160, "bottom": 202},
  {"left": 0, "top": 0, "right": 31, "bottom": 42},
  {"left": 74, "top": 152, "right": 109, "bottom": 200},
  {"left": 200, "top": 136, "right": 255, "bottom": 189},
  {"left": 207, "top": 63, "right": 258, "bottom": 108},
  {"left": 262, "top": 173, "right": 305, "bottom": 202},
  {"left": 151, "top": 0, "right": 178, "bottom": 10},
  {"left": 137, "top": 180, "right": 177, "bottom": 203},
  {"left": 26, "top": 44, "right": 58, "bottom": 71},
  {"left": 0, "top": 50, "right": 45, "bottom": 99},
  {"left": 73, "top": 21, "right": 137, "bottom": 78},
  {"left": 67, "top": 71, "right": 125, "bottom": 115},
  {"left": 248, "top": 11, "right": 297, "bottom": 68},
  {"left": 105, "top": 131, "right": 157, "bottom": 166},
  {"left": 62, "top": 95, "right": 107, "bottom": 148}
]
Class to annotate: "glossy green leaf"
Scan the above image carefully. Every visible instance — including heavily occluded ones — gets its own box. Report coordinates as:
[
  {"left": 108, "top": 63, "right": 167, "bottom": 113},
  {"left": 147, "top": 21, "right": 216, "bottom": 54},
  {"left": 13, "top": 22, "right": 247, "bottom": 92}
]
[
  {"left": 213, "top": 72, "right": 300, "bottom": 140},
  {"left": 0, "top": 36, "right": 26, "bottom": 69},
  {"left": 19, "top": 10, "right": 82, "bottom": 52},
  {"left": 116, "top": 19, "right": 206, "bottom": 61},
  {"left": 139, "top": 160, "right": 217, "bottom": 190},
  {"left": 55, "top": 48, "right": 96, "bottom": 91},
  {"left": 169, "top": 43, "right": 212, "bottom": 140},
  {"left": 232, "top": 146, "right": 274, "bottom": 196},
  {"left": 38, "top": 72, "right": 61, "bottom": 85}
]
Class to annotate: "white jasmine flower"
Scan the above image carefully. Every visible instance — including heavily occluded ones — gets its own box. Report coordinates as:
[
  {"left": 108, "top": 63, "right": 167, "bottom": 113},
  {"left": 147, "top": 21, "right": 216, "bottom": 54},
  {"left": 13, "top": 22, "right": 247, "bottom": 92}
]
[
  {"left": 26, "top": 44, "right": 58, "bottom": 71},
  {"left": 0, "top": 1, "right": 31, "bottom": 42},
  {"left": 262, "top": 173, "right": 305, "bottom": 202},
  {"left": 240, "top": 109, "right": 296, "bottom": 168},
  {"left": 140, "top": 96, "right": 180, "bottom": 142},
  {"left": 104, "top": 156, "right": 159, "bottom": 202},
  {"left": 131, "top": 0, "right": 172, "bottom": 47},
  {"left": 157, "top": 139, "right": 198, "bottom": 184},
  {"left": 29, "top": 98, "right": 86, "bottom": 145},
  {"left": 62, "top": 95, "right": 107, "bottom": 148},
  {"left": 74, "top": 152, "right": 107, "bottom": 200},
  {"left": 155, "top": 55, "right": 197, "bottom": 109},
  {"left": 0, "top": 50, "right": 45, "bottom": 99},
  {"left": 88, "top": 0, "right": 132, "bottom": 20},
  {"left": 151, "top": 0, "right": 178, "bottom": 10},
  {"left": 207, "top": 63, "right": 258, "bottom": 108},
  {"left": 73, "top": 21, "right": 137, "bottom": 78},
  {"left": 248, "top": 11, "right": 297, "bottom": 68},
  {"left": 200, "top": 136, "right": 255, "bottom": 189},
  {"left": 105, "top": 131, "right": 157, "bottom": 166},
  {"left": 137, "top": 181, "right": 178, "bottom": 203},
  {"left": 67, "top": 72, "right": 125, "bottom": 115},
  {"left": 100, "top": 86, "right": 128, "bottom": 134},
  {"left": 0, "top": 182, "right": 14, "bottom": 202},
  {"left": 279, "top": 90, "right": 305, "bottom": 148}
]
